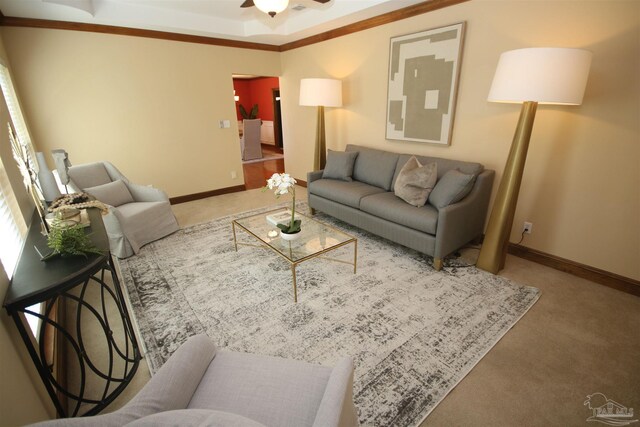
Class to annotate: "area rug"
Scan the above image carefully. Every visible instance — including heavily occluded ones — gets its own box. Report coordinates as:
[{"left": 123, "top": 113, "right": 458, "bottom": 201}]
[{"left": 119, "top": 203, "right": 540, "bottom": 426}]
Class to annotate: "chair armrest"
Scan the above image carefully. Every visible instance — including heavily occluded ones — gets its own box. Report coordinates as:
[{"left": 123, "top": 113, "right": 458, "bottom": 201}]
[
  {"left": 434, "top": 170, "right": 495, "bottom": 259},
  {"left": 312, "top": 357, "right": 359, "bottom": 427}
]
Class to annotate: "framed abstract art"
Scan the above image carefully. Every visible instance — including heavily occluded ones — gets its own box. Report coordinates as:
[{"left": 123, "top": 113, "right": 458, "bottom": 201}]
[{"left": 386, "top": 22, "right": 466, "bottom": 145}]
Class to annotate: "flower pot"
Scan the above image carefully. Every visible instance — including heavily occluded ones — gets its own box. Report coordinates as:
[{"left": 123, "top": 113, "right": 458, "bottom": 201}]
[{"left": 280, "top": 230, "right": 301, "bottom": 241}]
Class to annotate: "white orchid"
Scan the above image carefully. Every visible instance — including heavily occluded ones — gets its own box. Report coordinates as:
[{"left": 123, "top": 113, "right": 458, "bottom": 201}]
[{"left": 264, "top": 173, "right": 300, "bottom": 234}]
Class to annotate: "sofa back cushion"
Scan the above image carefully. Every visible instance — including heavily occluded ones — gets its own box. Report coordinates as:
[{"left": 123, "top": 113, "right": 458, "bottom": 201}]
[
  {"left": 346, "top": 145, "right": 399, "bottom": 191},
  {"left": 392, "top": 154, "right": 483, "bottom": 188}
]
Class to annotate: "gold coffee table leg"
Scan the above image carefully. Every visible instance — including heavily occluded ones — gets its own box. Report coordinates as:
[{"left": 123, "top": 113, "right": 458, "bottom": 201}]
[
  {"left": 353, "top": 240, "right": 358, "bottom": 274},
  {"left": 232, "top": 222, "right": 238, "bottom": 252},
  {"left": 291, "top": 263, "right": 298, "bottom": 303}
]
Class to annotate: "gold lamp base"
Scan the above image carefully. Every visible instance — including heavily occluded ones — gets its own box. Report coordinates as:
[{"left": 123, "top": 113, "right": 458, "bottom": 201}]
[
  {"left": 476, "top": 101, "right": 538, "bottom": 274},
  {"left": 313, "top": 105, "right": 326, "bottom": 171}
]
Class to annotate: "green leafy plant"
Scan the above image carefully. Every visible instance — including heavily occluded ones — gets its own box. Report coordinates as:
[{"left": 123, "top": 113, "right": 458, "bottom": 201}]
[
  {"left": 239, "top": 103, "right": 259, "bottom": 119},
  {"left": 43, "top": 222, "right": 103, "bottom": 261}
]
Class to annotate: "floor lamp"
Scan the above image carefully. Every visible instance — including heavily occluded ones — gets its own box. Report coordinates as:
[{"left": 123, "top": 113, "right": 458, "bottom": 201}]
[
  {"left": 299, "top": 78, "right": 343, "bottom": 171},
  {"left": 476, "top": 47, "right": 592, "bottom": 274}
]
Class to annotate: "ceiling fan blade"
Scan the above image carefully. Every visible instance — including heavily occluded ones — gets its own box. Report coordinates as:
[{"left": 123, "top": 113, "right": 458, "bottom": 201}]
[
  {"left": 240, "top": 0, "right": 255, "bottom": 8},
  {"left": 313, "top": 0, "right": 331, "bottom": 3}
]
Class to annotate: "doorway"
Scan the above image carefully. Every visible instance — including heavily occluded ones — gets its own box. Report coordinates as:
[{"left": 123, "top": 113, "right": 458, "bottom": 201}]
[{"left": 232, "top": 75, "right": 285, "bottom": 190}]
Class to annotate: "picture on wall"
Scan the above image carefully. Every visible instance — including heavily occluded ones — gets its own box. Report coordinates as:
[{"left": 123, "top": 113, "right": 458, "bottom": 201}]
[{"left": 386, "top": 22, "right": 466, "bottom": 145}]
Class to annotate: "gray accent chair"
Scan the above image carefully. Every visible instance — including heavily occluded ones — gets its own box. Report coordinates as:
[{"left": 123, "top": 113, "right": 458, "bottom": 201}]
[
  {"left": 241, "top": 119, "right": 263, "bottom": 161},
  {"left": 32, "top": 335, "right": 360, "bottom": 427},
  {"left": 308, "top": 144, "right": 495, "bottom": 270},
  {"left": 67, "top": 162, "right": 179, "bottom": 258}
]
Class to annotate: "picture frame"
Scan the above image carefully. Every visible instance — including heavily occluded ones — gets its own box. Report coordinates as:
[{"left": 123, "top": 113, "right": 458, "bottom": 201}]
[{"left": 386, "top": 22, "right": 466, "bottom": 145}]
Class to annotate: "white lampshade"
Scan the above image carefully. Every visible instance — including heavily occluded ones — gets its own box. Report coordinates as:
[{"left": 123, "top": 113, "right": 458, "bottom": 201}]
[
  {"left": 299, "top": 78, "right": 343, "bottom": 107},
  {"left": 488, "top": 47, "right": 592, "bottom": 105},
  {"left": 254, "top": 0, "right": 289, "bottom": 16}
]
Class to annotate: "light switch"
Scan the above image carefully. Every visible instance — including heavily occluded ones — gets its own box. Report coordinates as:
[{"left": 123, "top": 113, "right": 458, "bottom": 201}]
[{"left": 223, "top": 120, "right": 231, "bottom": 128}]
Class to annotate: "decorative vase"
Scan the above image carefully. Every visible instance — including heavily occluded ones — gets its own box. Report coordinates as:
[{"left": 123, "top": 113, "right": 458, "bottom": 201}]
[
  {"left": 280, "top": 230, "right": 301, "bottom": 241},
  {"left": 36, "top": 152, "right": 62, "bottom": 202}
]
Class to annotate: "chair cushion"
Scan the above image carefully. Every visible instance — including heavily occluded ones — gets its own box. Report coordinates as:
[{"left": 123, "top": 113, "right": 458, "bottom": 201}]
[
  {"left": 322, "top": 150, "right": 358, "bottom": 182},
  {"left": 68, "top": 162, "right": 113, "bottom": 189},
  {"left": 360, "top": 192, "right": 438, "bottom": 234},
  {"left": 85, "top": 180, "right": 135, "bottom": 207},
  {"left": 115, "top": 201, "right": 179, "bottom": 252},
  {"left": 188, "top": 351, "right": 333, "bottom": 427},
  {"left": 308, "top": 179, "right": 386, "bottom": 209},
  {"left": 346, "top": 145, "right": 399, "bottom": 190},
  {"left": 393, "top": 156, "right": 437, "bottom": 207},
  {"left": 428, "top": 169, "right": 477, "bottom": 209},
  {"left": 126, "top": 409, "right": 267, "bottom": 427}
]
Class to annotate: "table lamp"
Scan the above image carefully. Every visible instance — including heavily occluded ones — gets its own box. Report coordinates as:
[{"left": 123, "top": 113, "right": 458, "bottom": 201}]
[
  {"left": 299, "top": 78, "right": 342, "bottom": 170},
  {"left": 476, "top": 47, "right": 592, "bottom": 274}
]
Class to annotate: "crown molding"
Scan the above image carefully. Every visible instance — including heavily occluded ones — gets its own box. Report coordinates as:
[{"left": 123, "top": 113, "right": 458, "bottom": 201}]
[{"left": 0, "top": 0, "right": 470, "bottom": 52}]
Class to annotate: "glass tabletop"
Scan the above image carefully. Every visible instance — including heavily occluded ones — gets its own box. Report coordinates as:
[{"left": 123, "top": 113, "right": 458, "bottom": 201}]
[{"left": 233, "top": 208, "right": 356, "bottom": 263}]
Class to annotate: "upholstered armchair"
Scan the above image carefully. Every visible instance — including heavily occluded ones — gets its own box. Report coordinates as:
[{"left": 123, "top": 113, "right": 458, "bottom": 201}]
[
  {"left": 32, "top": 335, "right": 360, "bottom": 427},
  {"left": 67, "top": 162, "right": 179, "bottom": 258}
]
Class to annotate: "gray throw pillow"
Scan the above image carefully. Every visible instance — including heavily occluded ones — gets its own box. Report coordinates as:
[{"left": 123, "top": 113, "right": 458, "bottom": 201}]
[
  {"left": 428, "top": 169, "right": 476, "bottom": 209},
  {"left": 322, "top": 150, "right": 359, "bottom": 181},
  {"left": 393, "top": 156, "right": 437, "bottom": 207},
  {"left": 85, "top": 179, "right": 134, "bottom": 207}
]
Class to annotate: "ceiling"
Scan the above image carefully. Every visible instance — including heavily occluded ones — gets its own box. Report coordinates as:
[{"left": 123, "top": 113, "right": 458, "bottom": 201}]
[{"left": 0, "top": 0, "right": 430, "bottom": 46}]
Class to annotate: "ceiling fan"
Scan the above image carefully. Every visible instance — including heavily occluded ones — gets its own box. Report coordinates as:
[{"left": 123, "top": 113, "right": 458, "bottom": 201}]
[{"left": 241, "top": 0, "right": 331, "bottom": 18}]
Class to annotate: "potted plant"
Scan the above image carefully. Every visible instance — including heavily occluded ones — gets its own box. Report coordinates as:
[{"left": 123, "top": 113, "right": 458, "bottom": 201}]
[
  {"left": 239, "top": 104, "right": 259, "bottom": 120},
  {"left": 42, "top": 220, "right": 103, "bottom": 261},
  {"left": 264, "top": 173, "right": 301, "bottom": 240}
]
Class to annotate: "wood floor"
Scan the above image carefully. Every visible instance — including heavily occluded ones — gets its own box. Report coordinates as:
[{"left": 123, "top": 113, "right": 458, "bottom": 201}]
[{"left": 242, "top": 145, "right": 285, "bottom": 190}]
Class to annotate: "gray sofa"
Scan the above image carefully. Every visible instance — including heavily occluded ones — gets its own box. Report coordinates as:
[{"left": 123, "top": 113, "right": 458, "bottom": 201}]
[
  {"left": 32, "top": 335, "right": 359, "bottom": 427},
  {"left": 307, "top": 144, "right": 494, "bottom": 270}
]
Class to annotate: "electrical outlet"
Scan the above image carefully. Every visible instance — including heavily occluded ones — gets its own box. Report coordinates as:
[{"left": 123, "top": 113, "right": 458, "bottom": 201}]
[
  {"left": 523, "top": 221, "right": 533, "bottom": 234},
  {"left": 230, "top": 171, "right": 237, "bottom": 179}
]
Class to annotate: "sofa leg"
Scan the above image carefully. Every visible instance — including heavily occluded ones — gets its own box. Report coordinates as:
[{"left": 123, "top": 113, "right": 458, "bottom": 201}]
[
  {"left": 433, "top": 258, "right": 443, "bottom": 271},
  {"left": 309, "top": 207, "right": 316, "bottom": 215}
]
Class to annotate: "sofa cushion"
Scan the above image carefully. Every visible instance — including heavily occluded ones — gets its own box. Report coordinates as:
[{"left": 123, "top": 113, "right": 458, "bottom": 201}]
[
  {"left": 346, "top": 145, "right": 399, "bottom": 191},
  {"left": 360, "top": 192, "right": 438, "bottom": 235},
  {"left": 322, "top": 150, "right": 358, "bottom": 182},
  {"left": 428, "top": 169, "right": 477, "bottom": 209},
  {"left": 394, "top": 156, "right": 437, "bottom": 207},
  {"left": 392, "top": 154, "right": 484, "bottom": 188},
  {"left": 126, "top": 409, "right": 267, "bottom": 427},
  {"left": 309, "top": 179, "right": 386, "bottom": 209},
  {"left": 85, "top": 179, "right": 135, "bottom": 207},
  {"left": 68, "top": 162, "right": 113, "bottom": 189}
]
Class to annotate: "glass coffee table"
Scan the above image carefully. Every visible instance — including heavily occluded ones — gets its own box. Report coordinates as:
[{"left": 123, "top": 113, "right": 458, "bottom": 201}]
[{"left": 232, "top": 208, "right": 357, "bottom": 303}]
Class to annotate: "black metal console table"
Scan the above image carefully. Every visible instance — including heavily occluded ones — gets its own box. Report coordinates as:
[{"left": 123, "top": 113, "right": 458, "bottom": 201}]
[{"left": 3, "top": 209, "right": 141, "bottom": 418}]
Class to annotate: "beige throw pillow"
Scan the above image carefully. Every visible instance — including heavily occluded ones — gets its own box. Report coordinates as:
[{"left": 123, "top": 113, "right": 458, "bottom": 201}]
[{"left": 394, "top": 156, "right": 437, "bottom": 207}]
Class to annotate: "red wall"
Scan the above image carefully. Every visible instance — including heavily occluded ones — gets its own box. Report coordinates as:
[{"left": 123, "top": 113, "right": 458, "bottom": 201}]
[{"left": 233, "top": 77, "right": 279, "bottom": 121}]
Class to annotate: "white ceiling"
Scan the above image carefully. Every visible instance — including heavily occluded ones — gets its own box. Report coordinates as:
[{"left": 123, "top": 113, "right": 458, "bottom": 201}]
[{"left": 0, "top": 0, "right": 429, "bottom": 45}]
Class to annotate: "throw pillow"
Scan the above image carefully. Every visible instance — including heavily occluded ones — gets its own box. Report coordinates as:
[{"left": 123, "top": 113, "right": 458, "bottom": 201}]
[
  {"left": 428, "top": 169, "right": 476, "bottom": 209},
  {"left": 393, "top": 156, "right": 438, "bottom": 207},
  {"left": 322, "top": 150, "right": 359, "bottom": 181},
  {"left": 84, "top": 179, "right": 135, "bottom": 207}
]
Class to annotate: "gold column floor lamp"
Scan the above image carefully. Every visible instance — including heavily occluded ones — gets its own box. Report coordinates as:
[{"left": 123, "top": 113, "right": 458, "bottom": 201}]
[
  {"left": 476, "top": 47, "right": 592, "bottom": 274},
  {"left": 299, "top": 78, "right": 343, "bottom": 171}
]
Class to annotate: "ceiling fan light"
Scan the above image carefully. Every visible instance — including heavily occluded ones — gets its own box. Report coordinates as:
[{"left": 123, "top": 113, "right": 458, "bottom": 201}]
[{"left": 254, "top": 0, "right": 289, "bottom": 17}]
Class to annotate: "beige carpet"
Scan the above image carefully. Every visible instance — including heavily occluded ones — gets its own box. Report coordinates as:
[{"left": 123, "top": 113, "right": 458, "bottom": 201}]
[{"left": 107, "top": 188, "right": 639, "bottom": 426}]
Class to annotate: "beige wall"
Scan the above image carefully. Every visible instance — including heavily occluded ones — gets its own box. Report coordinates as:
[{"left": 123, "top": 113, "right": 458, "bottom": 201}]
[
  {"left": 0, "top": 34, "right": 54, "bottom": 425},
  {"left": 0, "top": 28, "right": 281, "bottom": 198},
  {"left": 280, "top": 0, "right": 640, "bottom": 280}
]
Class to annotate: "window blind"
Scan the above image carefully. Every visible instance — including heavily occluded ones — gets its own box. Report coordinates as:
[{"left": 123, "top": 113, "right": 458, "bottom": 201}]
[{"left": 0, "top": 155, "right": 27, "bottom": 278}]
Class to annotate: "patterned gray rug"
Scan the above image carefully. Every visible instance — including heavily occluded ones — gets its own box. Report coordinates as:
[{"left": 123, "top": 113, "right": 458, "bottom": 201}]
[{"left": 119, "top": 203, "right": 540, "bottom": 426}]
